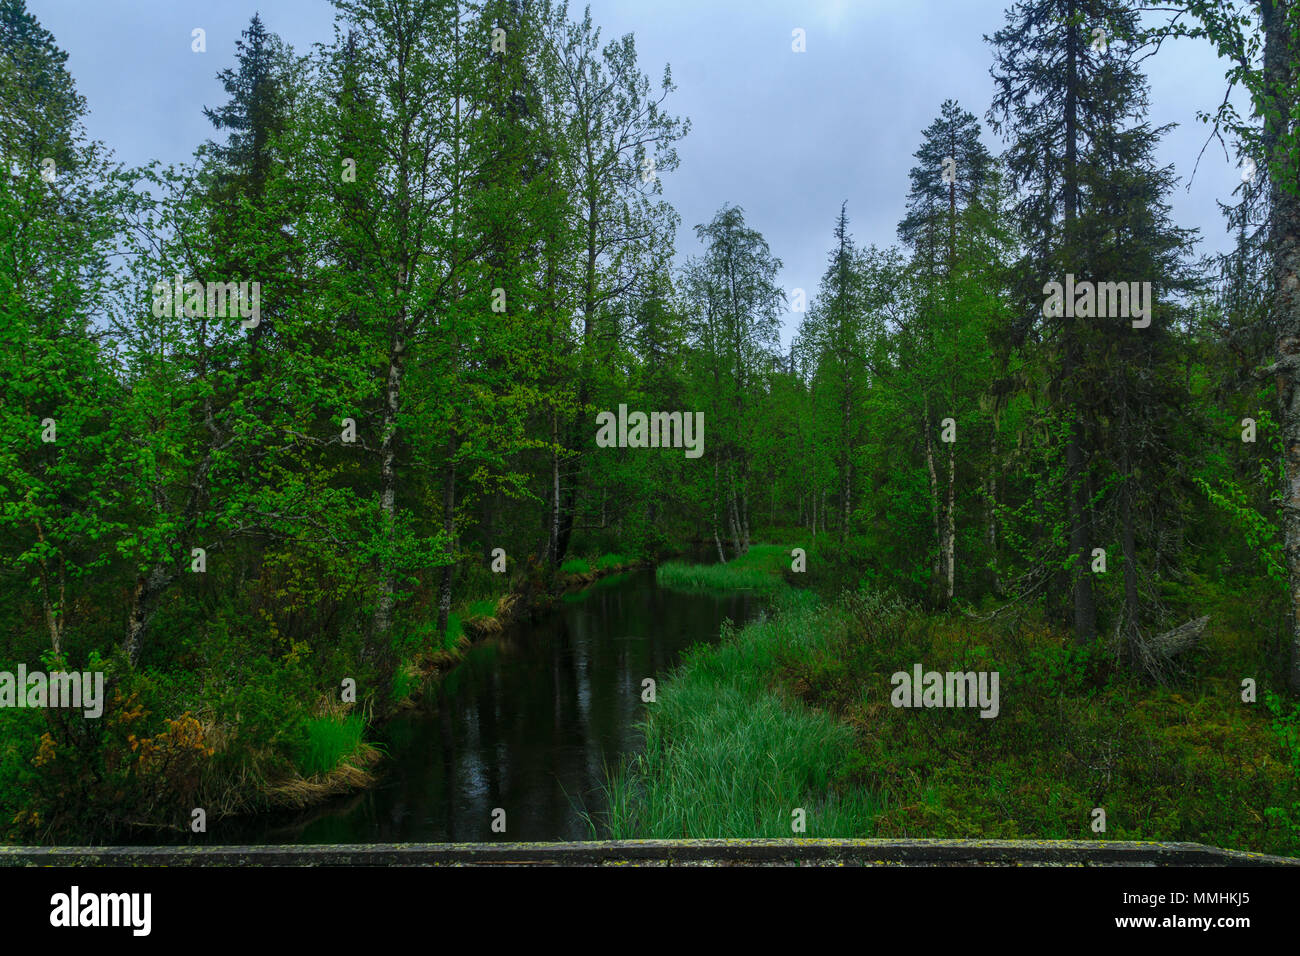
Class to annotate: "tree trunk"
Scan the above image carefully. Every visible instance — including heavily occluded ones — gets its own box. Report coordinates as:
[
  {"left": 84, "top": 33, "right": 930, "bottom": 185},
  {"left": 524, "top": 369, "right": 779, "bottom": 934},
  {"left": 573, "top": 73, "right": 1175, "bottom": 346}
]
[
  {"left": 728, "top": 492, "right": 743, "bottom": 558},
  {"left": 1121, "top": 465, "right": 1141, "bottom": 651},
  {"left": 725, "top": 462, "right": 744, "bottom": 556},
  {"left": 124, "top": 566, "right": 173, "bottom": 668},
  {"left": 371, "top": 337, "right": 404, "bottom": 656},
  {"left": 841, "top": 392, "right": 852, "bottom": 544},
  {"left": 841, "top": 455, "right": 851, "bottom": 546},
  {"left": 1261, "top": 0, "right": 1300, "bottom": 691},
  {"left": 33, "top": 519, "right": 64, "bottom": 654},
  {"left": 740, "top": 480, "right": 751, "bottom": 553},
  {"left": 985, "top": 424, "right": 1002, "bottom": 596},
  {"left": 944, "top": 442, "right": 956, "bottom": 606},
  {"left": 924, "top": 394, "right": 945, "bottom": 606},
  {"left": 1063, "top": 4, "right": 1098, "bottom": 643},
  {"left": 436, "top": 454, "right": 457, "bottom": 642},
  {"left": 123, "top": 408, "right": 219, "bottom": 666},
  {"left": 549, "top": 409, "right": 561, "bottom": 565},
  {"left": 712, "top": 459, "right": 727, "bottom": 563},
  {"left": 555, "top": 456, "right": 577, "bottom": 563},
  {"left": 811, "top": 483, "right": 817, "bottom": 539}
]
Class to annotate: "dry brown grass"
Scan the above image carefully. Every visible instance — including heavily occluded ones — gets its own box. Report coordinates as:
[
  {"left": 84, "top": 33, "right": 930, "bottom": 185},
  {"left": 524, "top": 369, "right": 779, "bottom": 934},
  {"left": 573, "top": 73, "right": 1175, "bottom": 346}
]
[{"left": 262, "top": 744, "right": 382, "bottom": 809}]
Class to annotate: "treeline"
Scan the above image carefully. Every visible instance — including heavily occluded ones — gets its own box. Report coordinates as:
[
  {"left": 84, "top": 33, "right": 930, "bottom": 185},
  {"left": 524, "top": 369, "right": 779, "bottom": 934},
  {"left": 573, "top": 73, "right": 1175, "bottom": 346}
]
[
  {"left": 1, "top": 0, "right": 1299, "bottom": 842},
  {"left": 1, "top": 0, "right": 703, "bottom": 840},
  {"left": 785, "top": 0, "right": 1298, "bottom": 674}
]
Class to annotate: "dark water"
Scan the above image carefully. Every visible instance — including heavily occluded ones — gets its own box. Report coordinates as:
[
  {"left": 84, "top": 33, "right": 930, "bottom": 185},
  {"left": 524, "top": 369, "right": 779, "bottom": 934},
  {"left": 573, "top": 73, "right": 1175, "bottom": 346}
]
[{"left": 222, "top": 569, "right": 759, "bottom": 844}]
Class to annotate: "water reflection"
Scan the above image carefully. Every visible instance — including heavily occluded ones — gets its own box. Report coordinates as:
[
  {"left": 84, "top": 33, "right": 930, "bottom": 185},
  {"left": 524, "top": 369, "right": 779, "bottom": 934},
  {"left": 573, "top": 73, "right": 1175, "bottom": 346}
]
[{"left": 221, "top": 568, "right": 758, "bottom": 844}]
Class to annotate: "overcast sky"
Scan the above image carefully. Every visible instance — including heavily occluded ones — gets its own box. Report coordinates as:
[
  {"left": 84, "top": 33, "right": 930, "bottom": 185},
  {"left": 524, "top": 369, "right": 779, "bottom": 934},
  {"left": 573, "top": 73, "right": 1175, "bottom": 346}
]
[{"left": 31, "top": 0, "right": 1251, "bottom": 348}]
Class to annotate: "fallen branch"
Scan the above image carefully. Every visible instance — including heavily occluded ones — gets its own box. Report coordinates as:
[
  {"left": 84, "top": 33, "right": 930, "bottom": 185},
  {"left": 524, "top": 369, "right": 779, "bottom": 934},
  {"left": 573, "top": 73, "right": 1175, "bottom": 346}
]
[{"left": 1134, "top": 615, "right": 1209, "bottom": 682}]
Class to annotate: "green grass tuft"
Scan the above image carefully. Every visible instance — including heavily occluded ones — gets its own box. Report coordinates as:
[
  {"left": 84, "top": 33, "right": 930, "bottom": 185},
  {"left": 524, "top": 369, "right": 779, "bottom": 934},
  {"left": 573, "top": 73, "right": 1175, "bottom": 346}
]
[
  {"left": 465, "top": 598, "right": 498, "bottom": 620},
  {"left": 443, "top": 613, "right": 465, "bottom": 649},
  {"left": 655, "top": 543, "right": 793, "bottom": 593},
  {"left": 296, "top": 715, "right": 366, "bottom": 778},
  {"left": 599, "top": 591, "right": 882, "bottom": 838}
]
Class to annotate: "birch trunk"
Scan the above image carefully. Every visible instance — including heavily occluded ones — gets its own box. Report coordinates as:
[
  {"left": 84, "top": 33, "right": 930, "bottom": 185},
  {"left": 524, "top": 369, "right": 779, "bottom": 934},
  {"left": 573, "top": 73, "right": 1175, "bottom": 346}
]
[
  {"left": 436, "top": 452, "right": 457, "bottom": 641},
  {"left": 944, "top": 442, "right": 956, "bottom": 606},
  {"left": 924, "top": 395, "right": 944, "bottom": 607},
  {"left": 371, "top": 334, "right": 404, "bottom": 655},
  {"left": 985, "top": 425, "right": 1002, "bottom": 596}
]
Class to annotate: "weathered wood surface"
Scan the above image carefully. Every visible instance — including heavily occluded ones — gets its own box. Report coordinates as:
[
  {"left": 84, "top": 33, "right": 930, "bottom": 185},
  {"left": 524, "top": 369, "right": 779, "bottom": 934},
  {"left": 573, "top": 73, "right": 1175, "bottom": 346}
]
[{"left": 0, "top": 838, "right": 1294, "bottom": 866}]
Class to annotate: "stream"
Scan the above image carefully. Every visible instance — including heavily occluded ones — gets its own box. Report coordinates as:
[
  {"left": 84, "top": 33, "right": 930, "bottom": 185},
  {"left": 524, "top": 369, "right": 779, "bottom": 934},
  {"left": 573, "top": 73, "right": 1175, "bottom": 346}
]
[{"left": 217, "top": 568, "right": 761, "bottom": 844}]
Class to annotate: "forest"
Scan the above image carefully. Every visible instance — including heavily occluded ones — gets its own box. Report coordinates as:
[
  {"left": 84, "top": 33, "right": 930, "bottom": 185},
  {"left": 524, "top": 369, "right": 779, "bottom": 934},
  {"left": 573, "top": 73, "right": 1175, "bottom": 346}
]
[{"left": 3, "top": 0, "right": 1300, "bottom": 851}]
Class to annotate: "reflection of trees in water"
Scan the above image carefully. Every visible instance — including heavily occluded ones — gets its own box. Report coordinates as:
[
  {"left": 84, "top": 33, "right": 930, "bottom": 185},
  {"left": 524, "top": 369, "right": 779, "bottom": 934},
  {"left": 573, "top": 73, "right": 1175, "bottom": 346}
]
[{"left": 216, "top": 574, "right": 764, "bottom": 844}]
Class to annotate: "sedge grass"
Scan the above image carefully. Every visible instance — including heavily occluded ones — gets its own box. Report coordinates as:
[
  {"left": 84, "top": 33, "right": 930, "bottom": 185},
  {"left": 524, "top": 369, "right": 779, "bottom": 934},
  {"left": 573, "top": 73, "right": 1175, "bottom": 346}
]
[
  {"left": 600, "top": 592, "right": 882, "bottom": 838},
  {"left": 655, "top": 543, "right": 793, "bottom": 594}
]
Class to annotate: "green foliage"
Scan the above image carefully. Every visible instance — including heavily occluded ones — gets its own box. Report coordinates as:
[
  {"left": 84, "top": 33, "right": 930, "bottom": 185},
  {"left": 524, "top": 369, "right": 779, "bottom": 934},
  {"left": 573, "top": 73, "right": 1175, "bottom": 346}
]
[
  {"left": 465, "top": 598, "right": 498, "bottom": 620},
  {"left": 390, "top": 662, "right": 416, "bottom": 705},
  {"left": 7, "top": 659, "right": 215, "bottom": 843},
  {"left": 1262, "top": 691, "right": 1300, "bottom": 838},
  {"left": 2, "top": 0, "right": 1297, "bottom": 848},
  {"left": 560, "top": 553, "right": 636, "bottom": 575},
  {"left": 1012, "top": 639, "right": 1110, "bottom": 699},
  {"left": 1193, "top": 409, "right": 1287, "bottom": 585}
]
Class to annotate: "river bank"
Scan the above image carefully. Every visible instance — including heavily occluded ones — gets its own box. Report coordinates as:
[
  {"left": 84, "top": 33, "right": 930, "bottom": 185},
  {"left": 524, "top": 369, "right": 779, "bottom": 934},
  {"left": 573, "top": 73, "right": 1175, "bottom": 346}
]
[
  {"left": 239, "top": 553, "right": 658, "bottom": 818},
  {"left": 607, "top": 554, "right": 1300, "bottom": 857},
  {"left": 251, "top": 546, "right": 786, "bottom": 830},
  {"left": 113, "top": 563, "right": 762, "bottom": 845},
  {"left": 391, "top": 554, "right": 652, "bottom": 709}
]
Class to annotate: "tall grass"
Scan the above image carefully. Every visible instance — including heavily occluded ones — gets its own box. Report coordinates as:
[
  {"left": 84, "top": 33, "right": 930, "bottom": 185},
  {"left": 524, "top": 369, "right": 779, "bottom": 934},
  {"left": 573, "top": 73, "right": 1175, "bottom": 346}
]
[
  {"left": 442, "top": 613, "right": 465, "bottom": 649},
  {"left": 296, "top": 714, "right": 366, "bottom": 778},
  {"left": 401, "top": 612, "right": 467, "bottom": 654},
  {"left": 391, "top": 662, "right": 417, "bottom": 703},
  {"left": 655, "top": 543, "right": 793, "bottom": 593},
  {"left": 599, "top": 591, "right": 883, "bottom": 838},
  {"left": 561, "top": 552, "right": 636, "bottom": 575},
  {"left": 465, "top": 598, "right": 499, "bottom": 619}
]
